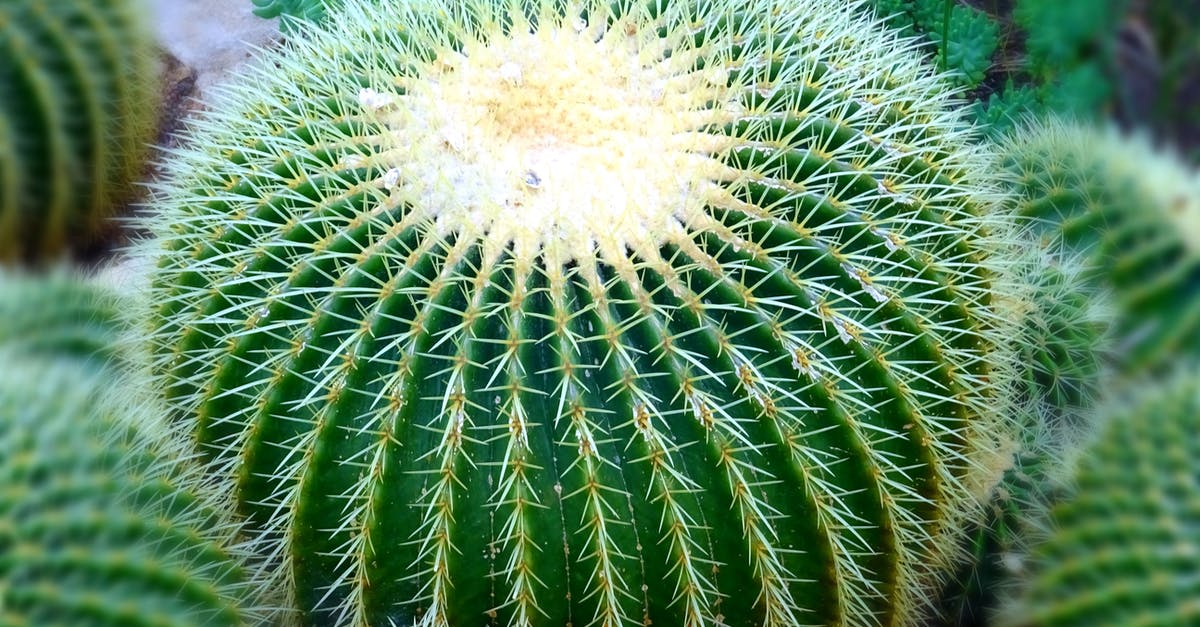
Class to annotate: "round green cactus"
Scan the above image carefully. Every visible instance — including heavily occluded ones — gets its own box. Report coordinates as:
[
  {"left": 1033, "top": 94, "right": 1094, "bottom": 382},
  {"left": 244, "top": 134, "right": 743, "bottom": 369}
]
[
  {"left": 1002, "top": 120, "right": 1200, "bottom": 374},
  {"left": 0, "top": 0, "right": 158, "bottom": 262},
  {"left": 999, "top": 368, "right": 1200, "bottom": 626},
  {"left": 136, "top": 0, "right": 1024, "bottom": 624},
  {"left": 0, "top": 275, "right": 277, "bottom": 626}
]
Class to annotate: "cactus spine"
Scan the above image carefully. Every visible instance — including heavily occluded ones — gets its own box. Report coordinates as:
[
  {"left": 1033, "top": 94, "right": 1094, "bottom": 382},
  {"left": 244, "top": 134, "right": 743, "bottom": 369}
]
[
  {"left": 0, "top": 0, "right": 158, "bottom": 262},
  {"left": 1000, "top": 368, "right": 1200, "bottom": 626},
  {"left": 0, "top": 272, "right": 275, "bottom": 626},
  {"left": 137, "top": 0, "right": 1023, "bottom": 624}
]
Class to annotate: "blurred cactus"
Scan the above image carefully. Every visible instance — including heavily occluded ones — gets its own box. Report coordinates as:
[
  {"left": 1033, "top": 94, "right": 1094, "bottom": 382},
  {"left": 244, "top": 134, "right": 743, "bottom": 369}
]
[
  {"left": 999, "top": 367, "right": 1200, "bottom": 626},
  {"left": 0, "top": 0, "right": 159, "bottom": 263},
  {"left": 1002, "top": 120, "right": 1200, "bottom": 374},
  {"left": 0, "top": 272, "right": 277, "bottom": 626},
  {"left": 1011, "top": 260, "right": 1110, "bottom": 424},
  {"left": 0, "top": 268, "right": 126, "bottom": 364},
  {"left": 136, "top": 0, "right": 1026, "bottom": 624}
]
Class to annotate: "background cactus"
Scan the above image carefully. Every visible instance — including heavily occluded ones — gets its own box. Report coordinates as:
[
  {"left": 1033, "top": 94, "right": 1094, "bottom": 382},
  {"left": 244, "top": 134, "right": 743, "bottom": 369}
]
[
  {"left": 999, "top": 367, "right": 1200, "bottom": 626},
  {"left": 0, "top": 0, "right": 158, "bottom": 262},
  {"left": 251, "top": 0, "right": 331, "bottom": 30},
  {"left": 0, "top": 272, "right": 275, "bottom": 626},
  {"left": 137, "top": 0, "right": 1024, "bottom": 624},
  {"left": 0, "top": 268, "right": 126, "bottom": 364},
  {"left": 1002, "top": 120, "right": 1200, "bottom": 374}
]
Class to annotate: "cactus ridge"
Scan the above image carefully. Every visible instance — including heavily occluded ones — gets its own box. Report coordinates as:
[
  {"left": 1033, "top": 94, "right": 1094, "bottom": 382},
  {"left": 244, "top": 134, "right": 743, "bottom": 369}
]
[
  {"left": 0, "top": 275, "right": 279, "bottom": 626},
  {"left": 1002, "top": 120, "right": 1200, "bottom": 373},
  {"left": 0, "top": 0, "right": 157, "bottom": 261},
  {"left": 138, "top": 0, "right": 1022, "bottom": 625},
  {"left": 1001, "top": 368, "right": 1200, "bottom": 626}
]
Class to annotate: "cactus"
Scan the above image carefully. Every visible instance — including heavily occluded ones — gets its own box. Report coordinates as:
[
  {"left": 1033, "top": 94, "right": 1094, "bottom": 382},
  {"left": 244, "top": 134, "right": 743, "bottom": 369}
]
[
  {"left": 136, "top": 0, "right": 1024, "bottom": 624},
  {"left": 863, "top": 0, "right": 999, "bottom": 90},
  {"left": 999, "top": 367, "right": 1200, "bottom": 626},
  {"left": 0, "top": 0, "right": 158, "bottom": 262},
  {"left": 935, "top": 253, "right": 1111, "bottom": 625},
  {"left": 251, "top": 0, "right": 331, "bottom": 31},
  {"left": 1010, "top": 257, "right": 1110, "bottom": 428},
  {"left": 1002, "top": 120, "right": 1200, "bottom": 374},
  {"left": 0, "top": 273, "right": 278, "bottom": 626}
]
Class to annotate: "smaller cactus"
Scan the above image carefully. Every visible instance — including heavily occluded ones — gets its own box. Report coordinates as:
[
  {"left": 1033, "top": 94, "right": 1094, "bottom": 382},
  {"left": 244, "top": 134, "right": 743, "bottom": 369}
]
[
  {"left": 1002, "top": 120, "right": 1200, "bottom": 374},
  {"left": 999, "top": 367, "right": 1200, "bottom": 626},
  {"left": 864, "top": 0, "right": 999, "bottom": 89},
  {"left": 0, "top": 0, "right": 158, "bottom": 262},
  {"left": 0, "top": 273, "right": 277, "bottom": 626},
  {"left": 250, "top": 0, "right": 330, "bottom": 30}
]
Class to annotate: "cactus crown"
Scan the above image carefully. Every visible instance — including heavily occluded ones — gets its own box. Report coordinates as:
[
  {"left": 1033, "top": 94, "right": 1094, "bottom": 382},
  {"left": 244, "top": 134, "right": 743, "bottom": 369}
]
[
  {"left": 138, "top": 0, "right": 1022, "bottom": 625},
  {"left": 363, "top": 4, "right": 736, "bottom": 268}
]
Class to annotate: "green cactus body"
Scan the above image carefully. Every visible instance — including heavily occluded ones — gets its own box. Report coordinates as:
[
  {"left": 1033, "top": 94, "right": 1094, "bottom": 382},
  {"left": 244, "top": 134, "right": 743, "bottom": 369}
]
[
  {"left": 0, "top": 275, "right": 274, "bottom": 626},
  {"left": 1003, "top": 121, "right": 1200, "bottom": 374},
  {"left": 139, "top": 1, "right": 1021, "bottom": 624},
  {"left": 0, "top": 0, "right": 157, "bottom": 262},
  {"left": 1000, "top": 368, "right": 1200, "bottom": 626}
]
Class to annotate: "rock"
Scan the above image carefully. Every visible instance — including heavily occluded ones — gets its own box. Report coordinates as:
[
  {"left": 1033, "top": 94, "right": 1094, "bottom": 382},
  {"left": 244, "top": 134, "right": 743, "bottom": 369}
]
[{"left": 150, "top": 0, "right": 281, "bottom": 97}]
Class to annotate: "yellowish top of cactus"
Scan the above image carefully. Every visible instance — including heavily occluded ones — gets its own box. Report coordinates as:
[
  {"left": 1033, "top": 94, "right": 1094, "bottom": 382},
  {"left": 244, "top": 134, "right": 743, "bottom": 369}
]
[{"left": 361, "top": 6, "right": 742, "bottom": 269}]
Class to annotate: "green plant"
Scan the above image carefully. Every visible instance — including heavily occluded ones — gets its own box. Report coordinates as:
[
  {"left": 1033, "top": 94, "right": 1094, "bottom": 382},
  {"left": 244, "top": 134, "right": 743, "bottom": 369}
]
[
  {"left": 998, "top": 367, "right": 1200, "bottom": 626},
  {"left": 865, "top": 0, "right": 999, "bottom": 90},
  {"left": 0, "top": 0, "right": 159, "bottom": 263},
  {"left": 935, "top": 253, "right": 1110, "bottom": 626},
  {"left": 0, "top": 268, "right": 126, "bottom": 364},
  {"left": 969, "top": 0, "right": 1130, "bottom": 130},
  {"left": 251, "top": 0, "right": 330, "bottom": 31},
  {"left": 0, "top": 274, "right": 276, "bottom": 626},
  {"left": 137, "top": 0, "right": 1025, "bottom": 624},
  {"left": 1001, "top": 120, "right": 1200, "bottom": 374}
]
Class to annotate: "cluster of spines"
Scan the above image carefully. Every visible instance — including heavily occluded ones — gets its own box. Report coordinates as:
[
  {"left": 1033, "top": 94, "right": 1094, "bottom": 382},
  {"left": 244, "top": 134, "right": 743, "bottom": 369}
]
[
  {"left": 137, "top": 0, "right": 1023, "bottom": 625},
  {"left": 1001, "top": 120, "right": 1200, "bottom": 374},
  {"left": 0, "top": 271, "right": 276, "bottom": 626},
  {"left": 999, "top": 367, "right": 1200, "bottom": 626},
  {"left": 0, "top": 0, "right": 157, "bottom": 262}
]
